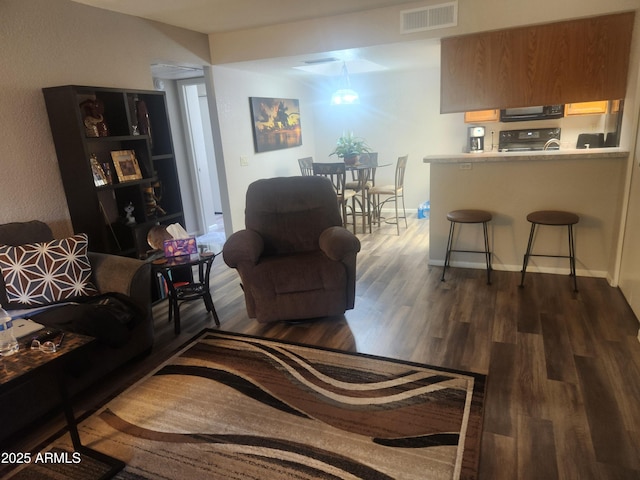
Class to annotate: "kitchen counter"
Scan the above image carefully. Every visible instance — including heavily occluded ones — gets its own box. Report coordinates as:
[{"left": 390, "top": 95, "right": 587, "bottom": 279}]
[
  {"left": 423, "top": 148, "right": 629, "bottom": 163},
  {"left": 426, "top": 148, "right": 630, "bottom": 281}
]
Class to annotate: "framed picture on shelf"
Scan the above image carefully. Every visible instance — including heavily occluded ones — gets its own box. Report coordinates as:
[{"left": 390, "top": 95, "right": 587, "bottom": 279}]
[
  {"left": 111, "top": 149, "right": 143, "bottom": 182},
  {"left": 90, "top": 154, "right": 108, "bottom": 186}
]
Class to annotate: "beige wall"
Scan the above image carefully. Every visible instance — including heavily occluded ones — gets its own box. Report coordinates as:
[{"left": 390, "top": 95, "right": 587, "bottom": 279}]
[
  {"left": 0, "top": 0, "right": 209, "bottom": 237},
  {"left": 618, "top": 13, "right": 640, "bottom": 318},
  {"left": 209, "top": 66, "right": 318, "bottom": 232},
  {"left": 620, "top": 137, "right": 640, "bottom": 318},
  {"left": 430, "top": 156, "right": 628, "bottom": 278},
  {"left": 604, "top": 4, "right": 640, "bottom": 320}
]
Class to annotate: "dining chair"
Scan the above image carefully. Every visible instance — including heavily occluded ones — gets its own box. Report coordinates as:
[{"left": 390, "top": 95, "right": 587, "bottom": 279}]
[
  {"left": 312, "top": 162, "right": 357, "bottom": 233},
  {"left": 345, "top": 152, "right": 378, "bottom": 191},
  {"left": 369, "top": 154, "right": 408, "bottom": 235},
  {"left": 298, "top": 156, "right": 314, "bottom": 176},
  {"left": 365, "top": 152, "right": 379, "bottom": 188},
  {"left": 345, "top": 152, "right": 378, "bottom": 233}
]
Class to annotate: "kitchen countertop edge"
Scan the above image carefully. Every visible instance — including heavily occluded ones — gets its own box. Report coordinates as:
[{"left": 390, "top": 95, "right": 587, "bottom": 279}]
[{"left": 423, "top": 148, "right": 629, "bottom": 164}]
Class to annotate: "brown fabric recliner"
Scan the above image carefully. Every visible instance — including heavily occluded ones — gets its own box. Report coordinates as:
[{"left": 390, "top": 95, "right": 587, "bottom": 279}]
[{"left": 223, "top": 176, "right": 361, "bottom": 323}]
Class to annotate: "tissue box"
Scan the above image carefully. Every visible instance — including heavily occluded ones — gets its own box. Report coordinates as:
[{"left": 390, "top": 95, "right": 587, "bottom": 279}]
[{"left": 163, "top": 237, "right": 197, "bottom": 257}]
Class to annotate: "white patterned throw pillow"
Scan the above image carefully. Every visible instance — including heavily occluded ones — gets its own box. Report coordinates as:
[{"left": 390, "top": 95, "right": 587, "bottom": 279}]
[{"left": 0, "top": 233, "right": 98, "bottom": 307}]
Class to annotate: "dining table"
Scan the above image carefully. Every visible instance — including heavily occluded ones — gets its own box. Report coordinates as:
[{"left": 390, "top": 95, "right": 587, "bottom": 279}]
[{"left": 313, "top": 159, "right": 391, "bottom": 234}]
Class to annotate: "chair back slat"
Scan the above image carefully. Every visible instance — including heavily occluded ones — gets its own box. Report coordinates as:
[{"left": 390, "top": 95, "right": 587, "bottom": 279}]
[{"left": 298, "top": 157, "right": 314, "bottom": 176}]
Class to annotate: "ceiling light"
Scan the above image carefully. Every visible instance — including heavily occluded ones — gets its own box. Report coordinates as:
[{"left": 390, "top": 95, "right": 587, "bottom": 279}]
[{"left": 331, "top": 62, "right": 359, "bottom": 106}]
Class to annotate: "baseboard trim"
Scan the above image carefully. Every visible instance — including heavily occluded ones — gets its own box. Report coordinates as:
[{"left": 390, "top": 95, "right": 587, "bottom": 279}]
[{"left": 428, "top": 260, "right": 607, "bottom": 279}]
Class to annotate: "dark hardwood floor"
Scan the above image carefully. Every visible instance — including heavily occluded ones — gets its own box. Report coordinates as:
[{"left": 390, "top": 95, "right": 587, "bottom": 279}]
[{"left": 7, "top": 217, "right": 640, "bottom": 479}]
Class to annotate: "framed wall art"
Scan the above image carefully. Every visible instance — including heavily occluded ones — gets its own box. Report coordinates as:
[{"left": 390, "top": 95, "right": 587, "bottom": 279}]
[
  {"left": 249, "top": 97, "right": 302, "bottom": 153},
  {"left": 111, "top": 149, "right": 143, "bottom": 182}
]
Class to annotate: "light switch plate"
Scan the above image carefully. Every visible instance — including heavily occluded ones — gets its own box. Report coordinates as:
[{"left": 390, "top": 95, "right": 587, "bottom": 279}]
[{"left": 240, "top": 155, "right": 249, "bottom": 166}]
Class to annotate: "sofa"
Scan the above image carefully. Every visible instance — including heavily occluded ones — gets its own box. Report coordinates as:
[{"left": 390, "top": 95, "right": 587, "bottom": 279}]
[
  {"left": 0, "top": 220, "right": 153, "bottom": 445},
  {"left": 223, "top": 176, "right": 361, "bottom": 323}
]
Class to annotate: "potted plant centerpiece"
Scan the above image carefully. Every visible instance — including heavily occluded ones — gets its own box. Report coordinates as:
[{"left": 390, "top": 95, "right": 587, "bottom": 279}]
[{"left": 330, "top": 132, "right": 372, "bottom": 165}]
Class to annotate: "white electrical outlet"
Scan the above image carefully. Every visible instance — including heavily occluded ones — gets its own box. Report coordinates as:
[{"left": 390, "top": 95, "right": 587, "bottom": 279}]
[
  {"left": 460, "top": 163, "right": 472, "bottom": 170},
  {"left": 240, "top": 155, "right": 249, "bottom": 166}
]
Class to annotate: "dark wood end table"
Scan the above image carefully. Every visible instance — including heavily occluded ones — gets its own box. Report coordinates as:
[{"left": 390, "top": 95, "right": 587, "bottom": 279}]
[
  {"left": 0, "top": 331, "right": 125, "bottom": 479},
  {"left": 152, "top": 242, "right": 222, "bottom": 334}
]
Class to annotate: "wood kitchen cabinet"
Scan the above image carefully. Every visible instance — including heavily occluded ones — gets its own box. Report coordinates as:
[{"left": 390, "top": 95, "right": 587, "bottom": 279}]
[
  {"left": 441, "top": 12, "right": 635, "bottom": 113},
  {"left": 464, "top": 109, "right": 499, "bottom": 123},
  {"left": 565, "top": 101, "right": 608, "bottom": 116}
]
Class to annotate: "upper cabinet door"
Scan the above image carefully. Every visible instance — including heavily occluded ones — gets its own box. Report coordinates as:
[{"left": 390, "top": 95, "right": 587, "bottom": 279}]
[
  {"left": 441, "top": 12, "right": 635, "bottom": 114},
  {"left": 565, "top": 101, "right": 608, "bottom": 116},
  {"left": 464, "top": 109, "right": 499, "bottom": 123}
]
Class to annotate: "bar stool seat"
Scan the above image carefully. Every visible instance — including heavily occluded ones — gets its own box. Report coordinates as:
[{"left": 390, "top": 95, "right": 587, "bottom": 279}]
[
  {"left": 526, "top": 210, "right": 579, "bottom": 226},
  {"left": 441, "top": 209, "right": 492, "bottom": 284},
  {"left": 520, "top": 210, "right": 579, "bottom": 291},
  {"left": 447, "top": 210, "right": 492, "bottom": 224}
]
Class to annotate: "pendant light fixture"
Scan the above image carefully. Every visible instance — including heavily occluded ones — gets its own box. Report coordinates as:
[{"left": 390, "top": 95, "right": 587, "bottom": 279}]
[{"left": 330, "top": 62, "right": 360, "bottom": 105}]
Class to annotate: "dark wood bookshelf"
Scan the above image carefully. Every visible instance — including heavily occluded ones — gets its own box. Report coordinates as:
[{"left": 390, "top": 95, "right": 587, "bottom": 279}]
[{"left": 42, "top": 85, "right": 186, "bottom": 260}]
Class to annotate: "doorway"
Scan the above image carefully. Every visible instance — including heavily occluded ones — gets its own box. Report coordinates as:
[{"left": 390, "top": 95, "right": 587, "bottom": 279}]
[{"left": 177, "top": 79, "right": 224, "bottom": 236}]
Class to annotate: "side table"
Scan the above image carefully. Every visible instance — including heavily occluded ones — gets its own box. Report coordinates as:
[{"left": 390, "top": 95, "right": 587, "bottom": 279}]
[
  {"left": 0, "top": 332, "right": 125, "bottom": 478},
  {"left": 152, "top": 244, "right": 222, "bottom": 334}
]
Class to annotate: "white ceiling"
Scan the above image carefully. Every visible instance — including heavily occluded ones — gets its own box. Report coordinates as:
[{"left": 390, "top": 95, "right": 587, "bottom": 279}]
[
  {"left": 69, "top": 0, "right": 422, "bottom": 34},
  {"left": 70, "top": 0, "right": 441, "bottom": 79}
]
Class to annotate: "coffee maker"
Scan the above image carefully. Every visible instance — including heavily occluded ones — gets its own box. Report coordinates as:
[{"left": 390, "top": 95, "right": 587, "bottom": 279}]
[{"left": 468, "top": 126, "right": 485, "bottom": 153}]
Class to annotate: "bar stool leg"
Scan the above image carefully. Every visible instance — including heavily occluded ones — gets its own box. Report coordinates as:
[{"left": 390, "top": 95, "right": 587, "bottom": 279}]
[
  {"left": 401, "top": 194, "right": 408, "bottom": 229},
  {"left": 569, "top": 224, "right": 578, "bottom": 292},
  {"left": 483, "top": 221, "right": 492, "bottom": 285},
  {"left": 366, "top": 190, "right": 372, "bottom": 234},
  {"left": 519, "top": 223, "right": 536, "bottom": 287},
  {"left": 394, "top": 196, "right": 400, "bottom": 235},
  {"left": 441, "top": 221, "right": 455, "bottom": 281},
  {"left": 173, "top": 300, "right": 181, "bottom": 334}
]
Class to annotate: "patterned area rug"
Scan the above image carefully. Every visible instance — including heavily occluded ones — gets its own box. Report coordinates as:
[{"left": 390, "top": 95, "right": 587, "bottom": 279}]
[{"left": 18, "top": 330, "right": 486, "bottom": 479}]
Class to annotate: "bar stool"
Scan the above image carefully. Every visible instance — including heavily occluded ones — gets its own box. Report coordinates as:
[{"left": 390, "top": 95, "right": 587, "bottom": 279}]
[
  {"left": 519, "top": 210, "right": 579, "bottom": 292},
  {"left": 441, "top": 209, "right": 492, "bottom": 284}
]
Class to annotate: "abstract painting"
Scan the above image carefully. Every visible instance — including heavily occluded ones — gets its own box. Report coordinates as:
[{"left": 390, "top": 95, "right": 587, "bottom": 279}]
[{"left": 249, "top": 97, "right": 302, "bottom": 153}]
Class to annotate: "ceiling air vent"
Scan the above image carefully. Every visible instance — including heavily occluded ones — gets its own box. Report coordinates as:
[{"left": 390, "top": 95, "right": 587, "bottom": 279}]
[{"left": 401, "top": 1, "right": 458, "bottom": 34}]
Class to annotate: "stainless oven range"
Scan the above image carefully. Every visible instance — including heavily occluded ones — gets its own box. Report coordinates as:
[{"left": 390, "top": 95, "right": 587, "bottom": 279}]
[{"left": 498, "top": 128, "right": 561, "bottom": 152}]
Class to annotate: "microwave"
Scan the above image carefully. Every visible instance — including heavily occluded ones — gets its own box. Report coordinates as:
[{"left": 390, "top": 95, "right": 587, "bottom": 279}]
[{"left": 500, "top": 105, "right": 564, "bottom": 122}]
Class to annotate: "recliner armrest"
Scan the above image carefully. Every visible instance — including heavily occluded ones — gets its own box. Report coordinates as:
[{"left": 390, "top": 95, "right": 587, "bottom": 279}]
[
  {"left": 223, "top": 229, "right": 265, "bottom": 267},
  {"left": 319, "top": 226, "right": 361, "bottom": 261}
]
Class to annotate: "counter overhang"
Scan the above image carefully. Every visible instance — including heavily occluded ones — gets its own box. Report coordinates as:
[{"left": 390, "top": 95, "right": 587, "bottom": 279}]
[{"left": 423, "top": 148, "right": 629, "bottom": 164}]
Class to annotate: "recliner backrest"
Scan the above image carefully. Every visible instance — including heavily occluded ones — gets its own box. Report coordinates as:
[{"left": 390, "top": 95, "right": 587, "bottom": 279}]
[
  {"left": 245, "top": 176, "right": 342, "bottom": 256},
  {"left": 312, "top": 162, "right": 348, "bottom": 198}
]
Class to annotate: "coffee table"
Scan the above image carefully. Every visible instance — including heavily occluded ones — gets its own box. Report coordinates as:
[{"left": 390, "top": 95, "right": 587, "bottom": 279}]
[
  {"left": 152, "top": 242, "right": 223, "bottom": 334},
  {"left": 0, "top": 331, "right": 125, "bottom": 478}
]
